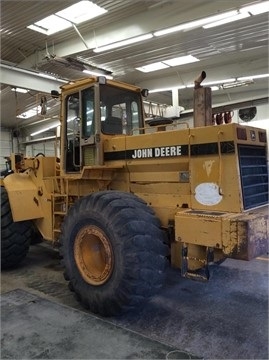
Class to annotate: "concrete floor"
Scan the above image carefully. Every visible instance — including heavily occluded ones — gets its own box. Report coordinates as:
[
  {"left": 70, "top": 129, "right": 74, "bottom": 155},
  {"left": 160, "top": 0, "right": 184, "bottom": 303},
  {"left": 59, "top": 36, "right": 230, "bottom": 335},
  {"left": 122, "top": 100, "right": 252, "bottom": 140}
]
[
  {"left": 2, "top": 289, "right": 199, "bottom": 360},
  {"left": 1, "top": 242, "right": 268, "bottom": 359}
]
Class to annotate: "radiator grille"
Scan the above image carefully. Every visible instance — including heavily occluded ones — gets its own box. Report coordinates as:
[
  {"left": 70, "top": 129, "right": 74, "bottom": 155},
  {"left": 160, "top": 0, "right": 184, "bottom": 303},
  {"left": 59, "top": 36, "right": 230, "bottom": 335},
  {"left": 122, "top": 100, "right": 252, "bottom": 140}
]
[{"left": 238, "top": 145, "right": 268, "bottom": 209}]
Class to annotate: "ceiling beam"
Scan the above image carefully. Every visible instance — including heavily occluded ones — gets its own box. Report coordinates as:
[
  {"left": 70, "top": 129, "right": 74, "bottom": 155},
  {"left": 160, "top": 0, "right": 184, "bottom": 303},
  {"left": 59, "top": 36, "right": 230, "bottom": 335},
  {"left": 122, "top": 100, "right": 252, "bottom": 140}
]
[{"left": 0, "top": 64, "right": 66, "bottom": 93}]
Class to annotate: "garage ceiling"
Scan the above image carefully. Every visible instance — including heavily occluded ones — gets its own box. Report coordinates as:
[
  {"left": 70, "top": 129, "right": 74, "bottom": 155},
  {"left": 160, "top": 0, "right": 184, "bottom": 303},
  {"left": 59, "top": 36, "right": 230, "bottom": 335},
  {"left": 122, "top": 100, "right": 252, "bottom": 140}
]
[{"left": 0, "top": 0, "right": 268, "bottom": 131}]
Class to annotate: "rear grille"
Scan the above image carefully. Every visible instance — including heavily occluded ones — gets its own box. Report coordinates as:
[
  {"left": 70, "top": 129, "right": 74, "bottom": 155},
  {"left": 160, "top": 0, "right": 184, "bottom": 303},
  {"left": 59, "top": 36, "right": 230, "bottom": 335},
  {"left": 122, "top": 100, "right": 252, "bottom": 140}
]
[{"left": 238, "top": 145, "right": 268, "bottom": 209}]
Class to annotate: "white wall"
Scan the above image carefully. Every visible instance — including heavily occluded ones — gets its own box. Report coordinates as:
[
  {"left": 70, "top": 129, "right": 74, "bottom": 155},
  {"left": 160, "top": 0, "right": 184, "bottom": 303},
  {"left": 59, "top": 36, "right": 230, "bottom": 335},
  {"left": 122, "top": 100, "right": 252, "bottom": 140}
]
[
  {"left": 180, "top": 103, "right": 268, "bottom": 131},
  {"left": 0, "top": 127, "right": 28, "bottom": 171},
  {"left": 237, "top": 104, "right": 269, "bottom": 166},
  {"left": 0, "top": 128, "right": 56, "bottom": 172},
  {"left": 233, "top": 103, "right": 269, "bottom": 129},
  {"left": 25, "top": 139, "right": 56, "bottom": 157},
  {"left": 0, "top": 128, "right": 12, "bottom": 169}
]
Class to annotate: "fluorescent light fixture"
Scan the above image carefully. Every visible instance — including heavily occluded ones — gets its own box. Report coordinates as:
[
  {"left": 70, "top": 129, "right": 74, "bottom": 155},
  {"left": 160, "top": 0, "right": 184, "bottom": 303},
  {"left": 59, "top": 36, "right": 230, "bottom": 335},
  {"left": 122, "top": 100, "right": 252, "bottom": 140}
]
[
  {"left": 30, "top": 123, "right": 59, "bottom": 137},
  {"left": 27, "top": 1, "right": 107, "bottom": 35},
  {"left": 56, "top": 1, "right": 107, "bottom": 24},
  {"left": 163, "top": 55, "right": 199, "bottom": 66},
  {"left": 11, "top": 87, "right": 28, "bottom": 93},
  {"left": 237, "top": 74, "right": 269, "bottom": 81},
  {"left": 93, "top": 33, "right": 153, "bottom": 53},
  {"left": 136, "top": 62, "right": 169, "bottom": 73},
  {"left": 83, "top": 69, "right": 113, "bottom": 79},
  {"left": 181, "top": 10, "right": 239, "bottom": 30},
  {"left": 154, "top": 10, "right": 238, "bottom": 36},
  {"left": 186, "top": 78, "right": 236, "bottom": 88},
  {"left": 222, "top": 80, "right": 253, "bottom": 89},
  {"left": 154, "top": 24, "right": 186, "bottom": 36},
  {"left": 203, "top": 12, "right": 250, "bottom": 29},
  {"left": 240, "top": 1, "right": 269, "bottom": 15},
  {"left": 187, "top": 76, "right": 261, "bottom": 89},
  {"left": 203, "top": 78, "right": 236, "bottom": 86},
  {"left": 150, "top": 86, "right": 186, "bottom": 93},
  {"left": 137, "top": 55, "right": 200, "bottom": 73}
]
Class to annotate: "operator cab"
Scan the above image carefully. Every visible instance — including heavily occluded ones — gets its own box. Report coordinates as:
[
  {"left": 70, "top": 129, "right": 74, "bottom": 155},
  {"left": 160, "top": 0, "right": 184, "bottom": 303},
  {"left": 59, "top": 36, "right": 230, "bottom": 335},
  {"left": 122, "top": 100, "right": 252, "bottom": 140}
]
[{"left": 63, "top": 77, "right": 145, "bottom": 172}]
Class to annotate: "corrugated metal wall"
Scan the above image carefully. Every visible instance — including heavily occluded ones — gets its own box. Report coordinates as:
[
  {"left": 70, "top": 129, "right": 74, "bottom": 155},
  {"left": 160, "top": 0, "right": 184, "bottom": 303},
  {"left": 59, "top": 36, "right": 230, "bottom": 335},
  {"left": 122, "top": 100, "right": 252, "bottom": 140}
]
[
  {"left": 0, "top": 128, "right": 12, "bottom": 169},
  {"left": 0, "top": 129, "right": 56, "bottom": 172},
  {"left": 25, "top": 141, "right": 55, "bottom": 157}
]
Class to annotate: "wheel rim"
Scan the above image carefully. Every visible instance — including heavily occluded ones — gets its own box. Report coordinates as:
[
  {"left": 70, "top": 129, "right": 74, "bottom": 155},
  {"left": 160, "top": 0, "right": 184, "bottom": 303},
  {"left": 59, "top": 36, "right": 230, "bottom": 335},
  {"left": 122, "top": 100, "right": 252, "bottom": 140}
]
[{"left": 74, "top": 225, "right": 113, "bottom": 285}]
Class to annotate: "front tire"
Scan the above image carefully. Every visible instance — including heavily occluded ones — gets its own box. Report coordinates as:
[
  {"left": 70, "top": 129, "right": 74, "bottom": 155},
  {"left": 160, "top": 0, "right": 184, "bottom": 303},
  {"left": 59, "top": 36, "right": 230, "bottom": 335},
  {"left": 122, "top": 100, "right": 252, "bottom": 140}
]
[
  {"left": 1, "top": 187, "right": 32, "bottom": 269},
  {"left": 60, "top": 191, "right": 168, "bottom": 316}
]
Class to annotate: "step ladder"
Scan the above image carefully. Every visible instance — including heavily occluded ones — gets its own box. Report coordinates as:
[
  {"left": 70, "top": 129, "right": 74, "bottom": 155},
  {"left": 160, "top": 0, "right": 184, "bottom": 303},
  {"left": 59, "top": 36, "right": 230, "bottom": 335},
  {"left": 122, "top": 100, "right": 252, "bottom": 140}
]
[
  {"left": 52, "top": 193, "right": 68, "bottom": 242},
  {"left": 52, "top": 166, "right": 69, "bottom": 242},
  {"left": 181, "top": 245, "right": 214, "bottom": 281}
]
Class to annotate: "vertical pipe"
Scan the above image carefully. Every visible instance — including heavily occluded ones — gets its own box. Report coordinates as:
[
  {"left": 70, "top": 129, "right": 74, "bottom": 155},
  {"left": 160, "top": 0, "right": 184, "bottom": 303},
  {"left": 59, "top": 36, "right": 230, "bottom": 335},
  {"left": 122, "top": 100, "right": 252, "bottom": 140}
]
[
  {"left": 193, "top": 87, "right": 212, "bottom": 127},
  {"left": 94, "top": 83, "right": 104, "bottom": 165},
  {"left": 172, "top": 88, "right": 179, "bottom": 107}
]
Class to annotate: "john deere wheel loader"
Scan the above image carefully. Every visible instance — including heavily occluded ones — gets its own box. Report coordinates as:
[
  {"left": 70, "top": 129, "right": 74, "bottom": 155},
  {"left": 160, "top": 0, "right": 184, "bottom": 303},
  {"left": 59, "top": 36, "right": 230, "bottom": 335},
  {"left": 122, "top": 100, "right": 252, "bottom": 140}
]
[{"left": 1, "top": 72, "right": 268, "bottom": 316}]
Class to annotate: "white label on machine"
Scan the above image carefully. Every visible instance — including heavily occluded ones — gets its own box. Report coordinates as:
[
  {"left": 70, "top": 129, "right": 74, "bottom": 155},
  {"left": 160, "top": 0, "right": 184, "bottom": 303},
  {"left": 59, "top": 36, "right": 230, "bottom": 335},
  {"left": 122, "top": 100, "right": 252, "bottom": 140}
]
[{"left": 195, "top": 182, "right": 223, "bottom": 206}]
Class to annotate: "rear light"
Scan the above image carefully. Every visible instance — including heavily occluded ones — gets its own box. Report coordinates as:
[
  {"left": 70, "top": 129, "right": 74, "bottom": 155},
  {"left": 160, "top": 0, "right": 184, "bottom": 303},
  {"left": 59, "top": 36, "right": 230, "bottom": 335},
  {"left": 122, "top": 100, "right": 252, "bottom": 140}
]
[
  {"left": 250, "top": 130, "right": 256, "bottom": 141},
  {"left": 259, "top": 131, "right": 267, "bottom": 143},
  {"left": 237, "top": 127, "right": 247, "bottom": 140}
]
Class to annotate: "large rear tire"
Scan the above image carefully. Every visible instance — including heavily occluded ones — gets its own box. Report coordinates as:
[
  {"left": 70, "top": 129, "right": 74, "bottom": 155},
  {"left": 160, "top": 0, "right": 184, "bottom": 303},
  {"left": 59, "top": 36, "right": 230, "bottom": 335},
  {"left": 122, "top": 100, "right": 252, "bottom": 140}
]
[
  {"left": 1, "top": 187, "right": 32, "bottom": 269},
  {"left": 60, "top": 191, "right": 169, "bottom": 316}
]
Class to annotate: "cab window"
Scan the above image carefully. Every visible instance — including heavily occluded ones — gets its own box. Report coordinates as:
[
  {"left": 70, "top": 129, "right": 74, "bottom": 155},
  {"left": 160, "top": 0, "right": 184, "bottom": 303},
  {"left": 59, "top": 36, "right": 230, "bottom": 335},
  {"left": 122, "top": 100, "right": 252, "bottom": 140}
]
[
  {"left": 65, "top": 92, "right": 80, "bottom": 171},
  {"left": 82, "top": 87, "right": 95, "bottom": 138},
  {"left": 100, "top": 84, "right": 142, "bottom": 135}
]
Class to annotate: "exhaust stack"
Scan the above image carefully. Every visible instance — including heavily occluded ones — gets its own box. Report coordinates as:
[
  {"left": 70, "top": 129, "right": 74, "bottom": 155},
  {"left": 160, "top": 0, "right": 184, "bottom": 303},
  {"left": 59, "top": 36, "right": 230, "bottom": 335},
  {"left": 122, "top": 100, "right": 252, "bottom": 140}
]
[{"left": 193, "top": 71, "right": 212, "bottom": 127}]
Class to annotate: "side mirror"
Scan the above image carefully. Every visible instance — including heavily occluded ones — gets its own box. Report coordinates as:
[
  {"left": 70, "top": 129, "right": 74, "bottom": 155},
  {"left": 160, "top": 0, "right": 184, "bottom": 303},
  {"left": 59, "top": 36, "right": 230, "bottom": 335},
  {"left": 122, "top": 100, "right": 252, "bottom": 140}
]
[
  {"left": 141, "top": 89, "right": 149, "bottom": 97},
  {"left": 51, "top": 90, "right": 60, "bottom": 98}
]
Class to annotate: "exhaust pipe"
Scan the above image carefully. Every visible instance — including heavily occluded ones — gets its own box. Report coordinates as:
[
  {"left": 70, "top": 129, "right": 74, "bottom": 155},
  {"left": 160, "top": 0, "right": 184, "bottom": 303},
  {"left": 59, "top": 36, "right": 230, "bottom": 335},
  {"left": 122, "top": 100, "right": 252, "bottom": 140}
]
[{"left": 194, "top": 71, "right": 206, "bottom": 89}]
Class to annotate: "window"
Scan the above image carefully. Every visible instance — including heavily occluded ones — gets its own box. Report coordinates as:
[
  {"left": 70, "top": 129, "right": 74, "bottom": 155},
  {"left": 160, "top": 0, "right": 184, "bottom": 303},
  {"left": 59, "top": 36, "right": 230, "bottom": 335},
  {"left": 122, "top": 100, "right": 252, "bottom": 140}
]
[
  {"left": 65, "top": 92, "right": 80, "bottom": 171},
  {"left": 82, "top": 87, "right": 95, "bottom": 138},
  {"left": 100, "top": 84, "right": 143, "bottom": 135},
  {"left": 66, "top": 93, "right": 80, "bottom": 139}
]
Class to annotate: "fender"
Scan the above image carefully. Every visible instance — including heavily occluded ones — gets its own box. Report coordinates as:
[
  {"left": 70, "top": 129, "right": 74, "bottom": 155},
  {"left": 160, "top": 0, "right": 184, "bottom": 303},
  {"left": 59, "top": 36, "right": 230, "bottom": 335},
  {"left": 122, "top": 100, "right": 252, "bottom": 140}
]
[{"left": 3, "top": 172, "right": 44, "bottom": 221}]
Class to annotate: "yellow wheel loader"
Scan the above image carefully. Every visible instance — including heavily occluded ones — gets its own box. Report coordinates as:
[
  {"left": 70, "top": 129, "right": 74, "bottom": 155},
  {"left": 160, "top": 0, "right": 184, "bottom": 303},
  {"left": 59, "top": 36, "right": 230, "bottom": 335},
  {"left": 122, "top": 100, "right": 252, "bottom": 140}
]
[{"left": 1, "top": 72, "right": 268, "bottom": 316}]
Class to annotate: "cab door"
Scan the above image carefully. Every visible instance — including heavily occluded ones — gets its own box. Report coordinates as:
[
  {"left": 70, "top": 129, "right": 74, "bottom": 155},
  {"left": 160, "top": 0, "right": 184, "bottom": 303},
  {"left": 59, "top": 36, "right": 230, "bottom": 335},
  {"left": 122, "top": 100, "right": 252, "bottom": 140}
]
[{"left": 64, "top": 85, "right": 101, "bottom": 172}]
